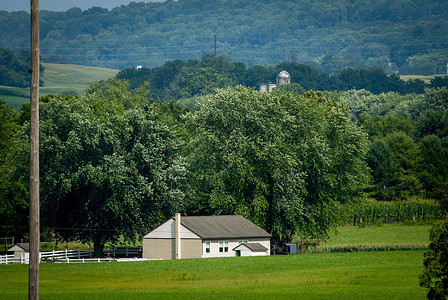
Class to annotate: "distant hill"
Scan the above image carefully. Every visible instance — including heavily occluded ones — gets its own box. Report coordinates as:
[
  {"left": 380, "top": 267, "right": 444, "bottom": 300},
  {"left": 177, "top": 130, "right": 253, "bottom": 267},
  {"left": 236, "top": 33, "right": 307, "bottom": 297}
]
[
  {"left": 0, "top": 63, "right": 118, "bottom": 108},
  {"left": 41, "top": 63, "right": 119, "bottom": 90},
  {"left": 0, "top": 0, "right": 447, "bottom": 74}
]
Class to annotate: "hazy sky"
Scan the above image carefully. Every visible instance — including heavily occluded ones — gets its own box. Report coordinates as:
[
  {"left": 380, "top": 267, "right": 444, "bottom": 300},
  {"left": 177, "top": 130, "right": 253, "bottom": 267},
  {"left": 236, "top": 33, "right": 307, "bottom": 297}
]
[{"left": 1, "top": 0, "right": 163, "bottom": 12}]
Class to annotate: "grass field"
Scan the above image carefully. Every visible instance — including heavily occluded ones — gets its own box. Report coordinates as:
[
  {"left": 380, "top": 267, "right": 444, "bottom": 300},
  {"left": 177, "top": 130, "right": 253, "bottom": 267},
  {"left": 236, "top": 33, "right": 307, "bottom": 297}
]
[
  {"left": 0, "top": 251, "right": 427, "bottom": 299},
  {"left": 326, "top": 224, "right": 430, "bottom": 247},
  {"left": 0, "top": 224, "right": 431, "bottom": 299},
  {"left": 41, "top": 63, "right": 119, "bottom": 89},
  {"left": 1, "top": 63, "right": 119, "bottom": 109},
  {"left": 400, "top": 74, "right": 444, "bottom": 83}
]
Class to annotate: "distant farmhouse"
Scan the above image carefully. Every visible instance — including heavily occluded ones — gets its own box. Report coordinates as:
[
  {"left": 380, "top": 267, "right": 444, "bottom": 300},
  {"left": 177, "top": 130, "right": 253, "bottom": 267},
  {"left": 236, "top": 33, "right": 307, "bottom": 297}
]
[
  {"left": 259, "top": 70, "right": 291, "bottom": 92},
  {"left": 143, "top": 214, "right": 271, "bottom": 259}
]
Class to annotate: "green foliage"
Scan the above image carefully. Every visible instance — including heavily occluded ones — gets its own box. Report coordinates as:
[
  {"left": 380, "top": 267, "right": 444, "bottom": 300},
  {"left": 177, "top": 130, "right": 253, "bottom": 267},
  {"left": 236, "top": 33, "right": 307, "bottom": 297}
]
[
  {"left": 0, "top": 48, "right": 44, "bottom": 87},
  {"left": 173, "top": 66, "right": 233, "bottom": 98},
  {"left": 0, "top": 99, "right": 28, "bottom": 238},
  {"left": 11, "top": 81, "right": 187, "bottom": 256},
  {"left": 415, "top": 110, "right": 448, "bottom": 140},
  {"left": 117, "top": 56, "right": 438, "bottom": 104},
  {"left": 186, "top": 87, "right": 369, "bottom": 241},
  {"left": 272, "top": 82, "right": 305, "bottom": 95},
  {"left": 336, "top": 67, "right": 423, "bottom": 94},
  {"left": 0, "top": 99, "right": 18, "bottom": 163},
  {"left": 337, "top": 88, "right": 448, "bottom": 204},
  {"left": 1, "top": 0, "right": 447, "bottom": 74},
  {"left": 418, "top": 135, "right": 448, "bottom": 209},
  {"left": 365, "top": 140, "right": 401, "bottom": 200},
  {"left": 333, "top": 200, "right": 442, "bottom": 227},
  {"left": 420, "top": 216, "right": 448, "bottom": 300},
  {"left": 431, "top": 77, "right": 448, "bottom": 89}
]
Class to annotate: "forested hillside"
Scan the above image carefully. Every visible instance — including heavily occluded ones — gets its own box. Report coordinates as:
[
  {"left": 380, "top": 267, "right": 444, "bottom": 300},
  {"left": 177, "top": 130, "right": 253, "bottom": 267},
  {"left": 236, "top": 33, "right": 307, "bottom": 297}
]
[
  {"left": 0, "top": 48, "right": 44, "bottom": 87},
  {"left": 1, "top": 0, "right": 447, "bottom": 73},
  {"left": 115, "top": 54, "right": 448, "bottom": 100}
]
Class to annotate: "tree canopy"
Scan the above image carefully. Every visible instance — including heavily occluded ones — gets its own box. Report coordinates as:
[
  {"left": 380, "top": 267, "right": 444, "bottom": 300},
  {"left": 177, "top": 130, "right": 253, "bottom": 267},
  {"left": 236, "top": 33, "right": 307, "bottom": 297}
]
[
  {"left": 0, "top": 48, "right": 44, "bottom": 87},
  {"left": 1, "top": 75, "right": 448, "bottom": 251},
  {"left": 185, "top": 87, "right": 369, "bottom": 241},
  {"left": 115, "top": 55, "right": 448, "bottom": 102},
  {"left": 11, "top": 81, "right": 187, "bottom": 256},
  {"left": 420, "top": 215, "right": 448, "bottom": 300}
]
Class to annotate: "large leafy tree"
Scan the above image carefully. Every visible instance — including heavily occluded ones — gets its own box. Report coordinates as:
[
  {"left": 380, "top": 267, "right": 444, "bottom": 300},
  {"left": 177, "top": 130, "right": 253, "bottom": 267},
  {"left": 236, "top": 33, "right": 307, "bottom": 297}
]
[
  {"left": 0, "top": 99, "right": 28, "bottom": 239},
  {"left": 15, "top": 81, "right": 186, "bottom": 256},
  {"left": 365, "top": 140, "right": 401, "bottom": 200},
  {"left": 173, "top": 66, "right": 233, "bottom": 99},
  {"left": 420, "top": 215, "right": 448, "bottom": 300},
  {"left": 418, "top": 135, "right": 448, "bottom": 210},
  {"left": 185, "top": 87, "right": 369, "bottom": 242}
]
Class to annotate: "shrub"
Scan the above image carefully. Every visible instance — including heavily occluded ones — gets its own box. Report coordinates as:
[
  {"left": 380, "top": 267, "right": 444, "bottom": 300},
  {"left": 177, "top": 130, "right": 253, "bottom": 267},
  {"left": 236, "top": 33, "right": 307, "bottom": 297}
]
[{"left": 420, "top": 215, "right": 448, "bottom": 300}]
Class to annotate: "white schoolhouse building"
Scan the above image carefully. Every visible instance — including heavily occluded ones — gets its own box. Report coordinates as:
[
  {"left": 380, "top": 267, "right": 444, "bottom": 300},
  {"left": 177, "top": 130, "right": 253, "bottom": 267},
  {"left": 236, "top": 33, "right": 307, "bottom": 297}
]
[{"left": 143, "top": 214, "right": 271, "bottom": 259}]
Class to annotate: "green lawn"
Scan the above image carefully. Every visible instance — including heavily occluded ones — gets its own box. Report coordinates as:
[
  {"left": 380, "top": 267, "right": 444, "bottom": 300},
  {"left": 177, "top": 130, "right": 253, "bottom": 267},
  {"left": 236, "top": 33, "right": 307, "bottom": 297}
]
[
  {"left": 0, "top": 251, "right": 426, "bottom": 299},
  {"left": 0, "top": 224, "right": 431, "bottom": 298}
]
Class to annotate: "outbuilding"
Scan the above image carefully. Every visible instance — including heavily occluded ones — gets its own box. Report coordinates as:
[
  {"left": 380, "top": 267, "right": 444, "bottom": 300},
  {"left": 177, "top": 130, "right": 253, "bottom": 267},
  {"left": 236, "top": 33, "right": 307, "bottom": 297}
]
[
  {"left": 7, "top": 243, "right": 31, "bottom": 262},
  {"left": 233, "top": 242, "right": 269, "bottom": 257},
  {"left": 142, "top": 214, "right": 271, "bottom": 259}
]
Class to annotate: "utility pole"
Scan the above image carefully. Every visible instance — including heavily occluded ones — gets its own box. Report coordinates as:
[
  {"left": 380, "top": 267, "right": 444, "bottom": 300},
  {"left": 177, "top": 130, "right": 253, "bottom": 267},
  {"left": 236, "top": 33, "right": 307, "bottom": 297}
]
[
  {"left": 214, "top": 34, "right": 217, "bottom": 57},
  {"left": 29, "top": 0, "right": 40, "bottom": 299}
]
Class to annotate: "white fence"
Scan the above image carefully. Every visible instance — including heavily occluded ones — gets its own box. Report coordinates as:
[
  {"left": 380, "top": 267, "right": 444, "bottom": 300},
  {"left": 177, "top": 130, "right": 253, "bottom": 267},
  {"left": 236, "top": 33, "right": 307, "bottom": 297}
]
[
  {"left": 0, "top": 246, "right": 142, "bottom": 264},
  {"left": 104, "top": 246, "right": 142, "bottom": 258},
  {"left": 0, "top": 254, "right": 17, "bottom": 264}
]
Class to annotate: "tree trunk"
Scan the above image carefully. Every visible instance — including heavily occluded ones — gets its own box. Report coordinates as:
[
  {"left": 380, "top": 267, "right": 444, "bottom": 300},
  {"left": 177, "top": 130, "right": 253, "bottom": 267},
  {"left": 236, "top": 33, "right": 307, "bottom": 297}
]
[{"left": 94, "top": 242, "right": 104, "bottom": 258}]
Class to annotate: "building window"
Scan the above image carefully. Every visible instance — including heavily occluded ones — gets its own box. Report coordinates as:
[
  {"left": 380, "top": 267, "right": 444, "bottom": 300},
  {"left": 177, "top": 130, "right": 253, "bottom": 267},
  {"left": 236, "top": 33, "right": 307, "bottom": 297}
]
[
  {"left": 205, "top": 241, "right": 210, "bottom": 253},
  {"left": 238, "top": 240, "right": 248, "bottom": 244},
  {"left": 219, "top": 241, "right": 229, "bottom": 252}
]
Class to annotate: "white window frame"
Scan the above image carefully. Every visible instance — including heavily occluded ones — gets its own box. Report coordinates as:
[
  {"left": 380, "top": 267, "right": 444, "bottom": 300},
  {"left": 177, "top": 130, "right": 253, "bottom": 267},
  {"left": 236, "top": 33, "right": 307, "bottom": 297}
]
[
  {"left": 219, "top": 241, "right": 229, "bottom": 252},
  {"left": 238, "top": 240, "right": 248, "bottom": 244},
  {"left": 205, "top": 241, "right": 211, "bottom": 253}
]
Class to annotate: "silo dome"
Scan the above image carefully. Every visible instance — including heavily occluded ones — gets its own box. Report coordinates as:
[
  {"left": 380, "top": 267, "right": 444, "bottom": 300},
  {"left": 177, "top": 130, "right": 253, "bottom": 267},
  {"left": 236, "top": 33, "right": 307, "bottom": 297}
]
[{"left": 277, "top": 70, "right": 291, "bottom": 85}]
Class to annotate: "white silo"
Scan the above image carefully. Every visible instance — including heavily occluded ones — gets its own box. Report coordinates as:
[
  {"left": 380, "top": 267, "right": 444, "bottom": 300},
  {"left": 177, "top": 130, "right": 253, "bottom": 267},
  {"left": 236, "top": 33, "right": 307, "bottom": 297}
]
[{"left": 277, "top": 70, "right": 291, "bottom": 86}]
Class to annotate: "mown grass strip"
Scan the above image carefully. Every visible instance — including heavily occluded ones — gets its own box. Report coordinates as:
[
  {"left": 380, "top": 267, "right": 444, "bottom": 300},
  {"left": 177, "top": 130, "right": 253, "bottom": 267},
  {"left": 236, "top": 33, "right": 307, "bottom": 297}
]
[{"left": 0, "top": 251, "right": 427, "bottom": 299}]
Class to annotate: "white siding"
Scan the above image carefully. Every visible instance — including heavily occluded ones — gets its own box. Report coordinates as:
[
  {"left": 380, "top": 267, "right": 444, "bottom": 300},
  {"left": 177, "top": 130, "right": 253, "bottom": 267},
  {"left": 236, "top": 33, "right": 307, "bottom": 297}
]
[
  {"left": 239, "top": 248, "right": 252, "bottom": 257},
  {"left": 251, "top": 251, "right": 268, "bottom": 256},
  {"left": 143, "top": 219, "right": 200, "bottom": 239},
  {"left": 201, "top": 238, "right": 270, "bottom": 258},
  {"left": 234, "top": 244, "right": 270, "bottom": 257}
]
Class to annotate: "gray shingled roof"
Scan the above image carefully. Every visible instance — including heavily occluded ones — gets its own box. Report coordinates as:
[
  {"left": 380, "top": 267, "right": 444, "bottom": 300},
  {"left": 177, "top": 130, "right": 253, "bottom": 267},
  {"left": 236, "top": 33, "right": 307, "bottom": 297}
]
[
  {"left": 233, "top": 242, "right": 268, "bottom": 252},
  {"left": 7, "top": 243, "right": 30, "bottom": 252},
  {"left": 180, "top": 215, "right": 271, "bottom": 239}
]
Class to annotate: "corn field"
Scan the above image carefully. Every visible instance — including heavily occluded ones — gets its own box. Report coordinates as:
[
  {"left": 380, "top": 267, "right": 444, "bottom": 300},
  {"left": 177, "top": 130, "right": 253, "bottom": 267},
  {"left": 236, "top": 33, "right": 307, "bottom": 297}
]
[{"left": 334, "top": 200, "right": 443, "bottom": 226}]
